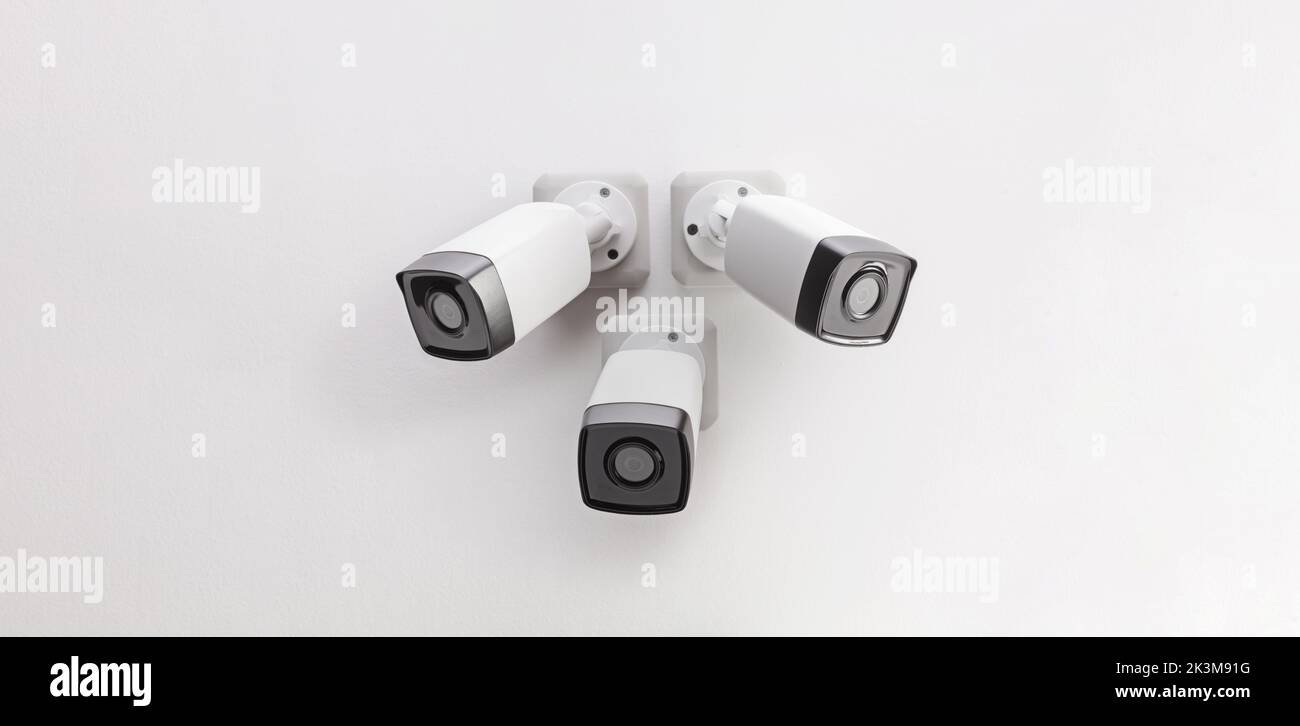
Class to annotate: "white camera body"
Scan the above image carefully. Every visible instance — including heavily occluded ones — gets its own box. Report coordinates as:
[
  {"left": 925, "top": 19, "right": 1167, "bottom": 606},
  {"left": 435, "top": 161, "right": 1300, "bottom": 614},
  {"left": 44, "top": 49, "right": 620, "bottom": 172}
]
[
  {"left": 585, "top": 348, "right": 704, "bottom": 450},
  {"left": 396, "top": 202, "right": 592, "bottom": 360},
  {"left": 724, "top": 194, "right": 917, "bottom": 346},
  {"left": 426, "top": 202, "right": 591, "bottom": 340}
]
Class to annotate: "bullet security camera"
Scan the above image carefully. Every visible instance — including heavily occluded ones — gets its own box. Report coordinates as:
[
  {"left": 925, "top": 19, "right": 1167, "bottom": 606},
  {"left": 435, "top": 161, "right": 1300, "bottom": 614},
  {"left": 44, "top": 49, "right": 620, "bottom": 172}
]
[
  {"left": 578, "top": 327, "right": 706, "bottom": 514},
  {"left": 397, "top": 182, "right": 638, "bottom": 361},
  {"left": 680, "top": 177, "right": 917, "bottom": 346},
  {"left": 729, "top": 195, "right": 916, "bottom": 345}
]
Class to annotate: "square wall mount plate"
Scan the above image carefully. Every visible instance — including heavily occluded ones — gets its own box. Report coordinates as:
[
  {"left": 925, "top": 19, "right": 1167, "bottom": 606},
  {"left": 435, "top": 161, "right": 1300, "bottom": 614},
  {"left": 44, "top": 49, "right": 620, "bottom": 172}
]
[
  {"left": 534, "top": 172, "right": 650, "bottom": 290},
  {"left": 599, "top": 317, "right": 718, "bottom": 430},
  {"left": 671, "top": 170, "right": 786, "bottom": 288}
]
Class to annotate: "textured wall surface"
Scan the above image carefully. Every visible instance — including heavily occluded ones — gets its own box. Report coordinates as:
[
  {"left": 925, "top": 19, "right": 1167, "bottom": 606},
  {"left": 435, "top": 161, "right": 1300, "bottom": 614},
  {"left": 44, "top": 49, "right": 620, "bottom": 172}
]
[{"left": 2, "top": 0, "right": 1297, "bottom": 635}]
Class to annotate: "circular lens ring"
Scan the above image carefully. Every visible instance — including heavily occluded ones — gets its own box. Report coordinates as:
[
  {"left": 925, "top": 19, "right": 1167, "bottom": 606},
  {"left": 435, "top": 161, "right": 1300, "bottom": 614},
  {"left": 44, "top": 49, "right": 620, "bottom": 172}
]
[
  {"left": 425, "top": 289, "right": 466, "bottom": 333},
  {"left": 843, "top": 265, "right": 888, "bottom": 321},
  {"left": 604, "top": 439, "right": 664, "bottom": 490}
]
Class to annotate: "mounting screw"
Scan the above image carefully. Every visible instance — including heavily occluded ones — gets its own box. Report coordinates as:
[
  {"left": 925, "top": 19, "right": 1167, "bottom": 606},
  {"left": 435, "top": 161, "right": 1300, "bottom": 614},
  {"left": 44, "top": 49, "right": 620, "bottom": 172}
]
[
  {"left": 737, "top": 187, "right": 749, "bottom": 197},
  {"left": 599, "top": 187, "right": 610, "bottom": 198},
  {"left": 667, "top": 332, "right": 679, "bottom": 342},
  {"left": 686, "top": 223, "right": 698, "bottom": 236}
]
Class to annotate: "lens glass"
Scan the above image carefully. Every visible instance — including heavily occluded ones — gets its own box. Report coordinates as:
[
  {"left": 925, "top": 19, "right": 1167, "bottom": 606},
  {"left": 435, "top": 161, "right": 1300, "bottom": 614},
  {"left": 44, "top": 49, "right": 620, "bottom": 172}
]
[
  {"left": 845, "top": 268, "right": 886, "bottom": 320},
  {"left": 427, "top": 291, "right": 465, "bottom": 332},
  {"left": 608, "top": 441, "right": 660, "bottom": 488}
]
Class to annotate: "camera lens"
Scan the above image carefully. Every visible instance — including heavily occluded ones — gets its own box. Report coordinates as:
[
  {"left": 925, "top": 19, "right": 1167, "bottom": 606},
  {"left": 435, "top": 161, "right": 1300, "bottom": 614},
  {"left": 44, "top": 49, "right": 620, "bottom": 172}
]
[
  {"left": 844, "top": 267, "right": 886, "bottom": 320},
  {"left": 606, "top": 441, "right": 661, "bottom": 489},
  {"left": 426, "top": 290, "right": 465, "bottom": 333}
]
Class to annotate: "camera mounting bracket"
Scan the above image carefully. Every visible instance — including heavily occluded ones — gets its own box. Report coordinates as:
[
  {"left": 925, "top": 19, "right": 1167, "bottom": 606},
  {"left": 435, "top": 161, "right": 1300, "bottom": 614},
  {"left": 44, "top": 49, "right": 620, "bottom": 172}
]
[
  {"left": 671, "top": 169, "right": 786, "bottom": 287},
  {"left": 534, "top": 172, "right": 650, "bottom": 289}
]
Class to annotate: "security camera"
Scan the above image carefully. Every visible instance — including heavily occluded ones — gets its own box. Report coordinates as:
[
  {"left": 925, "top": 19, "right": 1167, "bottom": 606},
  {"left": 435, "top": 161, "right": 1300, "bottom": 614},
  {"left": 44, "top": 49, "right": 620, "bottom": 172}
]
[
  {"left": 397, "top": 184, "right": 636, "bottom": 360},
  {"left": 685, "top": 184, "right": 917, "bottom": 346},
  {"left": 578, "top": 326, "right": 705, "bottom": 514}
]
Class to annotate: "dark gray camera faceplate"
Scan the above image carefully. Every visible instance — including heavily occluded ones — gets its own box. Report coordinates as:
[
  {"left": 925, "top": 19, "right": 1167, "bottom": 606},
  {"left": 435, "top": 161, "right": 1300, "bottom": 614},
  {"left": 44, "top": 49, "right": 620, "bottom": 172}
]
[
  {"left": 396, "top": 251, "right": 515, "bottom": 361},
  {"left": 578, "top": 403, "right": 694, "bottom": 515},
  {"left": 794, "top": 236, "right": 917, "bottom": 346}
]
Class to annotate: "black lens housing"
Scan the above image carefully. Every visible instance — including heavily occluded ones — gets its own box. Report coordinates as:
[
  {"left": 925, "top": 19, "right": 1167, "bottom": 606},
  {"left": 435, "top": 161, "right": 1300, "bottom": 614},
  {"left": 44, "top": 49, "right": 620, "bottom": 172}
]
[
  {"left": 578, "top": 403, "right": 694, "bottom": 515},
  {"left": 425, "top": 289, "right": 467, "bottom": 334},
  {"left": 605, "top": 439, "right": 663, "bottom": 490},
  {"left": 396, "top": 251, "right": 515, "bottom": 361}
]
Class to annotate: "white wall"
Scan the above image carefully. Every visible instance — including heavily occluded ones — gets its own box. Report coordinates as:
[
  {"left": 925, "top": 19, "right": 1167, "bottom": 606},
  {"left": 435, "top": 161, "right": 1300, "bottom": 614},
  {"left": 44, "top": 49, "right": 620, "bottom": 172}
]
[{"left": 2, "top": 0, "right": 1297, "bottom": 635}]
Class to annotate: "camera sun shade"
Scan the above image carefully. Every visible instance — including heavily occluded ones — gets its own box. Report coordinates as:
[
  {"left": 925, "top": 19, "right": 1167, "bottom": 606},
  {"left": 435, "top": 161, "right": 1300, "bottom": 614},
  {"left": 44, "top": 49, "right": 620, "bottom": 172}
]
[
  {"left": 794, "top": 236, "right": 917, "bottom": 345},
  {"left": 579, "top": 401, "right": 695, "bottom": 515},
  {"left": 396, "top": 251, "right": 514, "bottom": 361}
]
